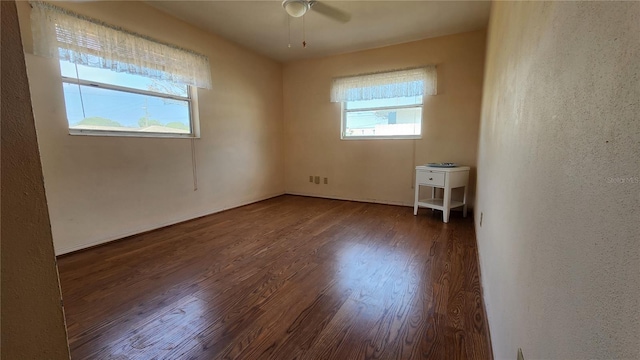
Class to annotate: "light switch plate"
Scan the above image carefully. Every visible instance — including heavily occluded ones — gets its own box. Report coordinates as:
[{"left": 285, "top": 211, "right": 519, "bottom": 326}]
[{"left": 314, "top": 176, "right": 320, "bottom": 184}]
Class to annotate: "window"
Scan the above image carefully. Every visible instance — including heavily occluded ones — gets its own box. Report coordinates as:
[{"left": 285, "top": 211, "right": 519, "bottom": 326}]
[
  {"left": 60, "top": 58, "right": 196, "bottom": 137},
  {"left": 331, "top": 67, "right": 437, "bottom": 140},
  {"left": 30, "top": 1, "right": 211, "bottom": 138},
  {"left": 343, "top": 95, "right": 423, "bottom": 139}
]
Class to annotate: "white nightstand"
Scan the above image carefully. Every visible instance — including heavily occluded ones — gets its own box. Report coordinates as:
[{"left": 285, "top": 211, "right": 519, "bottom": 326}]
[{"left": 414, "top": 165, "right": 470, "bottom": 223}]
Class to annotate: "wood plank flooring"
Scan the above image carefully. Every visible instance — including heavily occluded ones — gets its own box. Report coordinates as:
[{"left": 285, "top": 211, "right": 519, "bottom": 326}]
[{"left": 57, "top": 195, "right": 492, "bottom": 360}]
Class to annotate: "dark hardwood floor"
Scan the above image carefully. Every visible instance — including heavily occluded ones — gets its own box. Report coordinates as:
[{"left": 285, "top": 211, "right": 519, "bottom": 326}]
[{"left": 57, "top": 195, "right": 492, "bottom": 360}]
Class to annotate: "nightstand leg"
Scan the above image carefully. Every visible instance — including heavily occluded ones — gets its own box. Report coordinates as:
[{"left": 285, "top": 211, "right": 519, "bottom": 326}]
[
  {"left": 443, "top": 186, "right": 451, "bottom": 223},
  {"left": 463, "top": 185, "right": 468, "bottom": 218},
  {"left": 414, "top": 184, "right": 419, "bottom": 216},
  {"left": 431, "top": 187, "right": 436, "bottom": 212}
]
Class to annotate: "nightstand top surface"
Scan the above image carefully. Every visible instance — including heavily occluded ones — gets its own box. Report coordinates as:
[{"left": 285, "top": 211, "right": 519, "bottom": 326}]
[{"left": 416, "top": 165, "right": 470, "bottom": 172}]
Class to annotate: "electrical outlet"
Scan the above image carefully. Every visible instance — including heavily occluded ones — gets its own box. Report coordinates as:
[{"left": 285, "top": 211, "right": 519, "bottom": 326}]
[
  {"left": 309, "top": 175, "right": 313, "bottom": 183},
  {"left": 324, "top": 177, "right": 328, "bottom": 184},
  {"left": 314, "top": 176, "right": 320, "bottom": 184},
  {"left": 480, "top": 212, "right": 483, "bottom": 227},
  {"left": 517, "top": 348, "right": 524, "bottom": 360}
]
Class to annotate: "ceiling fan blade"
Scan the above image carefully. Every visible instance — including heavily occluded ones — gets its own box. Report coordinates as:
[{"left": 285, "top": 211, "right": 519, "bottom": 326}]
[{"left": 309, "top": 1, "right": 351, "bottom": 23}]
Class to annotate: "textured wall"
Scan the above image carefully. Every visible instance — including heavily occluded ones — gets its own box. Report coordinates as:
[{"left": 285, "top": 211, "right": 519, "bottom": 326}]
[
  {"left": 0, "top": 1, "right": 70, "bottom": 358},
  {"left": 16, "top": 1, "right": 285, "bottom": 254},
  {"left": 476, "top": 2, "right": 640, "bottom": 359},
  {"left": 283, "top": 30, "right": 486, "bottom": 206}
]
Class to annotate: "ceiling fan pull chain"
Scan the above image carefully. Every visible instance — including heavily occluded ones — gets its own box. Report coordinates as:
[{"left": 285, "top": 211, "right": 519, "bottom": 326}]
[
  {"left": 288, "top": 15, "right": 292, "bottom": 48},
  {"left": 302, "top": 14, "right": 307, "bottom": 48}
]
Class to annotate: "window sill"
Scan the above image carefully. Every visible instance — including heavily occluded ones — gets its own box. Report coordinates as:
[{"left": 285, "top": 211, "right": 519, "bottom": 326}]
[
  {"left": 341, "top": 135, "right": 422, "bottom": 141},
  {"left": 69, "top": 129, "right": 199, "bottom": 139}
]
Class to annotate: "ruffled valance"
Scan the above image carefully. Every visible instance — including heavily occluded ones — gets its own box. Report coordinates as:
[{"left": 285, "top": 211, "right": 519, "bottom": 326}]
[
  {"left": 30, "top": 1, "right": 212, "bottom": 89},
  {"left": 331, "top": 66, "right": 437, "bottom": 102}
]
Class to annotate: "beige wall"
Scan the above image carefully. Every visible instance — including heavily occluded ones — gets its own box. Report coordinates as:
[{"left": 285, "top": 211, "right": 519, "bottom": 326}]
[
  {"left": 476, "top": 2, "right": 639, "bottom": 359},
  {"left": 283, "top": 30, "right": 486, "bottom": 206},
  {"left": 1, "top": 1, "right": 70, "bottom": 358},
  {"left": 16, "top": 1, "right": 285, "bottom": 254}
]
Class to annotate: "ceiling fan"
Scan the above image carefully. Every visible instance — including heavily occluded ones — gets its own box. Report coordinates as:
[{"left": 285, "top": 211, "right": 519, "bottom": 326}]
[{"left": 282, "top": 0, "right": 351, "bottom": 23}]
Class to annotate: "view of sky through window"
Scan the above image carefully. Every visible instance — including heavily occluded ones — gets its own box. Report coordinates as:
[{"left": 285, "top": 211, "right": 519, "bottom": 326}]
[{"left": 59, "top": 58, "right": 192, "bottom": 135}]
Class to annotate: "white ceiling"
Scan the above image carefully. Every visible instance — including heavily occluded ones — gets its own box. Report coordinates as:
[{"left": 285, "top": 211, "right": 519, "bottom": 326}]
[{"left": 147, "top": 1, "right": 491, "bottom": 62}]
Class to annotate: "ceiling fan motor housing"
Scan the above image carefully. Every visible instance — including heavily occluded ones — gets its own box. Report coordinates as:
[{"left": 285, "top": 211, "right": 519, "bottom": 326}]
[{"left": 282, "top": 0, "right": 310, "bottom": 17}]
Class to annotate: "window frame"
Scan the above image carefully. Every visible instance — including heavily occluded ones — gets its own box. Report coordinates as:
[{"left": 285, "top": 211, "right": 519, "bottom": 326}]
[
  {"left": 61, "top": 73, "right": 200, "bottom": 139},
  {"left": 340, "top": 95, "right": 424, "bottom": 140}
]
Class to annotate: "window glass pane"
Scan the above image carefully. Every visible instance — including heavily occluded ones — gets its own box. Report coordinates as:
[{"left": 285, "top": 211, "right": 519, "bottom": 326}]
[
  {"left": 345, "top": 95, "right": 423, "bottom": 110},
  {"left": 62, "top": 83, "right": 191, "bottom": 134},
  {"left": 344, "top": 107, "right": 421, "bottom": 137},
  {"left": 60, "top": 59, "right": 188, "bottom": 98}
]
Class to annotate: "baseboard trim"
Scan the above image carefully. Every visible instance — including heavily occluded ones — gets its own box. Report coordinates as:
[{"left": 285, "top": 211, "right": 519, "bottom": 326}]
[
  {"left": 285, "top": 191, "right": 474, "bottom": 212},
  {"left": 55, "top": 191, "right": 286, "bottom": 256},
  {"left": 284, "top": 191, "right": 414, "bottom": 207},
  {"left": 473, "top": 219, "right": 495, "bottom": 360}
]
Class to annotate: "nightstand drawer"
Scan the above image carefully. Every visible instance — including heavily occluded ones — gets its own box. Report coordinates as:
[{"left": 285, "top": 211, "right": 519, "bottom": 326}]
[{"left": 416, "top": 171, "right": 445, "bottom": 187}]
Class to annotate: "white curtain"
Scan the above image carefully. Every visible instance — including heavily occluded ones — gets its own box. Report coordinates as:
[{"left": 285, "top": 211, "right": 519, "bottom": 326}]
[
  {"left": 30, "top": 1, "right": 212, "bottom": 89},
  {"left": 330, "top": 66, "right": 437, "bottom": 102}
]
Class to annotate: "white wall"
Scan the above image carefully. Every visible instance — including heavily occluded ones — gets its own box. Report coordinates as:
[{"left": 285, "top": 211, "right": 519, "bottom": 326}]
[
  {"left": 17, "top": 1, "right": 285, "bottom": 254},
  {"left": 1, "top": 1, "right": 70, "bottom": 357},
  {"left": 283, "top": 31, "right": 486, "bottom": 206},
  {"left": 476, "top": 2, "right": 640, "bottom": 359}
]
